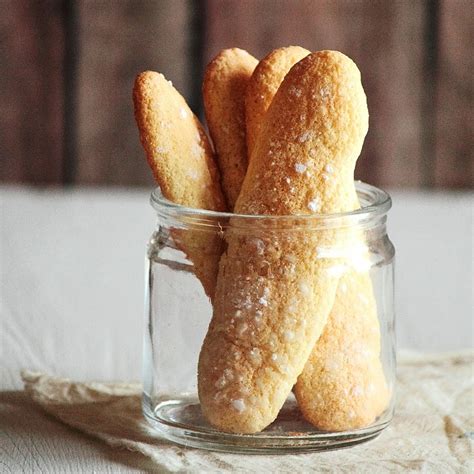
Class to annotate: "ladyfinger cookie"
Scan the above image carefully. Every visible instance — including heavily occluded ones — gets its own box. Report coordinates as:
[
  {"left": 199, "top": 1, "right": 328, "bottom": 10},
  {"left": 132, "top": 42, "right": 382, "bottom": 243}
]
[
  {"left": 295, "top": 268, "right": 390, "bottom": 431},
  {"left": 203, "top": 48, "right": 258, "bottom": 209},
  {"left": 245, "top": 46, "right": 310, "bottom": 156},
  {"left": 245, "top": 47, "right": 389, "bottom": 430},
  {"left": 294, "top": 199, "right": 390, "bottom": 430},
  {"left": 133, "top": 71, "right": 227, "bottom": 298},
  {"left": 198, "top": 51, "right": 369, "bottom": 433}
]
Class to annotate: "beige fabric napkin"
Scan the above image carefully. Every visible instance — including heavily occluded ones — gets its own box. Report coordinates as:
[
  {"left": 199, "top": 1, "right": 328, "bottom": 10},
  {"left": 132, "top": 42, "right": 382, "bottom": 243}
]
[{"left": 22, "top": 352, "right": 473, "bottom": 473}]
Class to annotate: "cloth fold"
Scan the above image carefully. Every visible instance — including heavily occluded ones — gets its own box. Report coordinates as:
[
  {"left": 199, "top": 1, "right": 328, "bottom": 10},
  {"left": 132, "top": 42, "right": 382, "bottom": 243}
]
[{"left": 22, "top": 352, "right": 473, "bottom": 473}]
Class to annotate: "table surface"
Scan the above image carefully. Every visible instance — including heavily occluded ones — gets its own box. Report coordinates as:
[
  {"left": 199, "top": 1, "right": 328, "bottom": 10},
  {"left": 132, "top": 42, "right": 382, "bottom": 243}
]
[{"left": 1, "top": 186, "right": 473, "bottom": 472}]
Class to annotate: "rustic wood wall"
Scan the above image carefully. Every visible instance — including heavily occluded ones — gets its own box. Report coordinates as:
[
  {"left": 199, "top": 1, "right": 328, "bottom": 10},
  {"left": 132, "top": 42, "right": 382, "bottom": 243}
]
[{"left": 1, "top": 0, "right": 472, "bottom": 188}]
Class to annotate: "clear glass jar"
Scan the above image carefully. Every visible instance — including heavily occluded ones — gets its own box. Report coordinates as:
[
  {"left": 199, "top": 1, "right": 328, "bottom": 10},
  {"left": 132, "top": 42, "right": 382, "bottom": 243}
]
[{"left": 143, "top": 182, "right": 395, "bottom": 453}]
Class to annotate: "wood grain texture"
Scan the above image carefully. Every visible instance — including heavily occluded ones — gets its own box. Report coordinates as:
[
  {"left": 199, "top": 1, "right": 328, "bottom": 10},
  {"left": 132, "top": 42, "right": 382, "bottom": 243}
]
[
  {"left": 0, "top": 0, "right": 65, "bottom": 184},
  {"left": 1, "top": 1, "right": 471, "bottom": 189},
  {"left": 75, "top": 0, "right": 192, "bottom": 186},
  {"left": 204, "top": 0, "right": 426, "bottom": 188},
  {"left": 434, "top": 0, "right": 474, "bottom": 187}
]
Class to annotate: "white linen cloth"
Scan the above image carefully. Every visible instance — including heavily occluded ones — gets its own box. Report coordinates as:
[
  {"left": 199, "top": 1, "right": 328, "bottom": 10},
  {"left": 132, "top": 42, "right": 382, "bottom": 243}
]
[{"left": 21, "top": 351, "right": 473, "bottom": 473}]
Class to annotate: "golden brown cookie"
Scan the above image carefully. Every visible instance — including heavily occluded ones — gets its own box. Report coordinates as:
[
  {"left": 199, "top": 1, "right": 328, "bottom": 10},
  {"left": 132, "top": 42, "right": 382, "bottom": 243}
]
[
  {"left": 245, "top": 48, "right": 389, "bottom": 430},
  {"left": 295, "top": 267, "right": 390, "bottom": 431},
  {"left": 133, "top": 71, "right": 227, "bottom": 298},
  {"left": 245, "top": 46, "right": 310, "bottom": 156},
  {"left": 203, "top": 48, "right": 258, "bottom": 209},
  {"left": 198, "top": 51, "right": 369, "bottom": 433}
]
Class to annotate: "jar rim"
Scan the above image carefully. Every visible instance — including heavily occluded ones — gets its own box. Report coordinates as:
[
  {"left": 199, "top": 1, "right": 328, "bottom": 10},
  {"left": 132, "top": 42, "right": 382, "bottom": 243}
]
[{"left": 150, "top": 181, "right": 391, "bottom": 225}]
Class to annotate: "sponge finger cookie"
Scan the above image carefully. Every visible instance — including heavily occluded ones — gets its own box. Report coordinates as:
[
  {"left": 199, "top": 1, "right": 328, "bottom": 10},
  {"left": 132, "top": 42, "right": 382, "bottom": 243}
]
[
  {"left": 245, "top": 48, "right": 389, "bottom": 430},
  {"left": 296, "top": 267, "right": 390, "bottom": 431},
  {"left": 133, "top": 71, "right": 227, "bottom": 298},
  {"left": 245, "top": 46, "right": 310, "bottom": 156},
  {"left": 198, "top": 51, "right": 369, "bottom": 433},
  {"left": 203, "top": 48, "right": 258, "bottom": 209}
]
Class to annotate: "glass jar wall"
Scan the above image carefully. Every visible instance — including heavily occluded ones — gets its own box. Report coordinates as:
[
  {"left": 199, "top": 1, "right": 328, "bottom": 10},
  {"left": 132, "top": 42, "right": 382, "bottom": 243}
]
[{"left": 143, "top": 182, "right": 395, "bottom": 453}]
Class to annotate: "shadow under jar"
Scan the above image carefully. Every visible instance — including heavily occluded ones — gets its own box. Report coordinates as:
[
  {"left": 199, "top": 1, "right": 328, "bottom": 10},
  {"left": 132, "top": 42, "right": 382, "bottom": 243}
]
[{"left": 143, "top": 182, "right": 395, "bottom": 453}]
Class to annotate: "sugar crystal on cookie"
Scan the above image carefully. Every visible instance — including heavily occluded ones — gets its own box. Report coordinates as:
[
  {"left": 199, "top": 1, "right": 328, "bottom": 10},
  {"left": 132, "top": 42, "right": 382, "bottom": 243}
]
[
  {"left": 351, "top": 386, "right": 363, "bottom": 397},
  {"left": 324, "top": 163, "right": 335, "bottom": 174},
  {"left": 298, "top": 131, "right": 312, "bottom": 142},
  {"left": 299, "top": 280, "right": 311, "bottom": 296},
  {"left": 258, "top": 287, "right": 270, "bottom": 306},
  {"left": 253, "top": 311, "right": 263, "bottom": 328},
  {"left": 215, "top": 375, "right": 228, "bottom": 389},
  {"left": 236, "top": 321, "right": 248, "bottom": 336},
  {"left": 289, "top": 85, "right": 302, "bottom": 97},
  {"left": 156, "top": 145, "right": 169, "bottom": 154},
  {"left": 295, "top": 163, "right": 307, "bottom": 173},
  {"left": 308, "top": 196, "right": 321, "bottom": 212}
]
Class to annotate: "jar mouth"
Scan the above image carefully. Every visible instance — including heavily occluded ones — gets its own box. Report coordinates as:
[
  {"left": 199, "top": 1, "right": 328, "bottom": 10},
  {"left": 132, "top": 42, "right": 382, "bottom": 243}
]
[{"left": 150, "top": 181, "right": 391, "bottom": 226}]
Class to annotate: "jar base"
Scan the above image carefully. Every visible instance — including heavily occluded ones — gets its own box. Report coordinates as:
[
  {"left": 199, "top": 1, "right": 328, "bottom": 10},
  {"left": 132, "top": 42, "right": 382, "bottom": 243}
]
[{"left": 143, "top": 395, "right": 391, "bottom": 454}]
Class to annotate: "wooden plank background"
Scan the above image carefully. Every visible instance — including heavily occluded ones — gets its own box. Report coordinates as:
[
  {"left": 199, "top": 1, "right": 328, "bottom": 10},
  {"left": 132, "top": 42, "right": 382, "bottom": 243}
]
[
  {"left": 0, "top": 0, "right": 65, "bottom": 184},
  {"left": 0, "top": 0, "right": 472, "bottom": 189},
  {"left": 434, "top": 0, "right": 473, "bottom": 187}
]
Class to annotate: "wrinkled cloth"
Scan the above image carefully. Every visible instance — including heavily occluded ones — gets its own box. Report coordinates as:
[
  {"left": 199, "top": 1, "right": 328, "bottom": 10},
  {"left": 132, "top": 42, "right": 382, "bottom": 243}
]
[{"left": 22, "top": 352, "right": 473, "bottom": 473}]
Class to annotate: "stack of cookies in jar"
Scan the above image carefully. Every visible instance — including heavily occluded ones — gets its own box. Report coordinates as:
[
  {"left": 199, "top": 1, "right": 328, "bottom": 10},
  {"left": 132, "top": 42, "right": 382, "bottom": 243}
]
[{"left": 134, "top": 47, "right": 389, "bottom": 434}]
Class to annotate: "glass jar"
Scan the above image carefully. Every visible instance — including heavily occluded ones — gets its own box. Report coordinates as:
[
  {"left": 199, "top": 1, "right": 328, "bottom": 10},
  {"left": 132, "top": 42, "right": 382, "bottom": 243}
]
[{"left": 143, "top": 181, "right": 395, "bottom": 453}]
